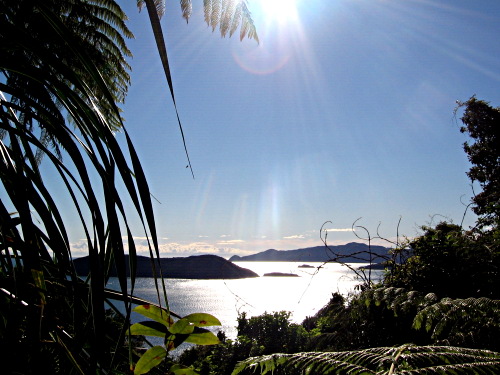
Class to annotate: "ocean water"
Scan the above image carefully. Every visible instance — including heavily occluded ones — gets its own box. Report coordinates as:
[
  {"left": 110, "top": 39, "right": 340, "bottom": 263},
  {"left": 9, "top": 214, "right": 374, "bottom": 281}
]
[{"left": 107, "top": 261, "right": 382, "bottom": 339}]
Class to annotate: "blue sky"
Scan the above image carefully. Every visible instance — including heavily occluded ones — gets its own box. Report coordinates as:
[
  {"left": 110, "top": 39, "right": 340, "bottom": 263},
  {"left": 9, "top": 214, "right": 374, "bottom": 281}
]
[{"left": 70, "top": 0, "right": 500, "bottom": 258}]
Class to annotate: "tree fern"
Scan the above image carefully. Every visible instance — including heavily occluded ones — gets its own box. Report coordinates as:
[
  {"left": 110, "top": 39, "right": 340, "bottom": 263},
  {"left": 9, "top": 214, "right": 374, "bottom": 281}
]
[
  {"left": 192, "top": 0, "right": 259, "bottom": 42},
  {"left": 137, "top": 0, "right": 258, "bottom": 42},
  {"left": 232, "top": 345, "right": 500, "bottom": 375},
  {"left": 361, "top": 287, "right": 438, "bottom": 317},
  {"left": 413, "top": 297, "right": 500, "bottom": 350},
  {"left": 307, "top": 287, "right": 440, "bottom": 351}
]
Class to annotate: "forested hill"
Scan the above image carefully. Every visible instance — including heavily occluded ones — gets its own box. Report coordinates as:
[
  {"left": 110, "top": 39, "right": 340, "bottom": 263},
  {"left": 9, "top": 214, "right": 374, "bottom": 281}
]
[
  {"left": 229, "top": 242, "right": 390, "bottom": 262},
  {"left": 74, "top": 254, "right": 258, "bottom": 279}
]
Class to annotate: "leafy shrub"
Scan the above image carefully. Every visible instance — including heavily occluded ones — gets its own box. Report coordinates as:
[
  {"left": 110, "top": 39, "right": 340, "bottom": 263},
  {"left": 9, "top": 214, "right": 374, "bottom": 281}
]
[
  {"left": 304, "top": 289, "right": 434, "bottom": 351},
  {"left": 177, "top": 311, "right": 309, "bottom": 375},
  {"left": 413, "top": 297, "right": 500, "bottom": 351},
  {"left": 387, "top": 222, "right": 500, "bottom": 298}
]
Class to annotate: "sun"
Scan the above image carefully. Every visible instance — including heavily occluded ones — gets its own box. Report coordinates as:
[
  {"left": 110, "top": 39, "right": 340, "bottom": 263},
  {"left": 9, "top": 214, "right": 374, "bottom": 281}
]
[{"left": 258, "top": 0, "right": 299, "bottom": 24}]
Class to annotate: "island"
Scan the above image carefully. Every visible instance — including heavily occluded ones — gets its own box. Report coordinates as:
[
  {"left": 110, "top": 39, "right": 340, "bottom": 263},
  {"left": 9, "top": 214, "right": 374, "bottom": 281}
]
[
  {"left": 263, "top": 272, "right": 299, "bottom": 277},
  {"left": 229, "top": 242, "right": 390, "bottom": 263},
  {"left": 298, "top": 264, "right": 315, "bottom": 268},
  {"left": 358, "top": 263, "right": 387, "bottom": 270},
  {"left": 73, "top": 254, "right": 259, "bottom": 279}
]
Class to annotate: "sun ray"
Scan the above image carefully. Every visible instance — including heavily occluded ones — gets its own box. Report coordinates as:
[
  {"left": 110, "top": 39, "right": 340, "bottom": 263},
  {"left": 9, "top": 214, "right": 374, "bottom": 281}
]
[{"left": 258, "top": 0, "right": 299, "bottom": 24}]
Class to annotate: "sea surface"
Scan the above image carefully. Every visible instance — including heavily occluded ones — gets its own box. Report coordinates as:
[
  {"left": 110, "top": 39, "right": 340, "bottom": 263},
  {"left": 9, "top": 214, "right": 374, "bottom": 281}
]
[{"left": 106, "top": 261, "right": 382, "bottom": 340}]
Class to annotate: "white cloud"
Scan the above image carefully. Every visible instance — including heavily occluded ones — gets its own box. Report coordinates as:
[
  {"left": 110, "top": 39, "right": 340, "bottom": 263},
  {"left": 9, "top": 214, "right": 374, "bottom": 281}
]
[
  {"left": 217, "top": 239, "right": 245, "bottom": 245},
  {"left": 323, "top": 228, "right": 353, "bottom": 232},
  {"left": 283, "top": 234, "right": 306, "bottom": 239},
  {"left": 72, "top": 240, "right": 88, "bottom": 249},
  {"left": 69, "top": 232, "right": 386, "bottom": 260},
  {"left": 70, "top": 239, "right": 89, "bottom": 258}
]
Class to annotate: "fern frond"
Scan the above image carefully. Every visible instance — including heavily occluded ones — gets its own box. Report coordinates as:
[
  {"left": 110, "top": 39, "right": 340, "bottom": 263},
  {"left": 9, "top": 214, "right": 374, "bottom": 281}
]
[
  {"left": 233, "top": 352, "right": 378, "bottom": 375},
  {"left": 413, "top": 297, "right": 500, "bottom": 347},
  {"left": 229, "top": 2, "right": 242, "bottom": 37},
  {"left": 232, "top": 353, "right": 290, "bottom": 375},
  {"left": 232, "top": 346, "right": 500, "bottom": 375},
  {"left": 137, "top": 0, "right": 165, "bottom": 18},
  {"left": 397, "top": 361, "right": 500, "bottom": 374},
  {"left": 209, "top": 0, "right": 221, "bottom": 31},
  {"left": 180, "top": 0, "right": 192, "bottom": 22},
  {"left": 203, "top": 0, "right": 212, "bottom": 25},
  {"left": 203, "top": 0, "right": 258, "bottom": 43},
  {"left": 220, "top": 0, "right": 236, "bottom": 37},
  {"left": 239, "top": 1, "right": 258, "bottom": 43}
]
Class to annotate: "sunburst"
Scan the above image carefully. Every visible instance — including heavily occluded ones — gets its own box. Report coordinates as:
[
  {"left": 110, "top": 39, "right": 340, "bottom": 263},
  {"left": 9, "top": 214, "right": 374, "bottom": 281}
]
[{"left": 259, "top": 0, "right": 299, "bottom": 24}]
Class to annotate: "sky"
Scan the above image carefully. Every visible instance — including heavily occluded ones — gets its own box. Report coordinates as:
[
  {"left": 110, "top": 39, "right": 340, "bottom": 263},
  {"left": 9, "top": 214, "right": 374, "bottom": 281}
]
[{"left": 69, "top": 0, "right": 500, "bottom": 258}]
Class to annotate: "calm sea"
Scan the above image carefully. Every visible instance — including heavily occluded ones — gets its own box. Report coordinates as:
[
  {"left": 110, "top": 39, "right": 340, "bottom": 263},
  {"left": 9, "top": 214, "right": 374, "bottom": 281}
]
[{"left": 106, "top": 261, "right": 382, "bottom": 340}]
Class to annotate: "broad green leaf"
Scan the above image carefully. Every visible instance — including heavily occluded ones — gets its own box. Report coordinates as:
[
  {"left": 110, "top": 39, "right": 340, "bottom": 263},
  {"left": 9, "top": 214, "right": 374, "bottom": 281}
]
[
  {"left": 185, "top": 328, "right": 220, "bottom": 345},
  {"left": 169, "top": 364, "right": 199, "bottom": 375},
  {"left": 133, "top": 304, "right": 173, "bottom": 327},
  {"left": 170, "top": 318, "right": 195, "bottom": 334},
  {"left": 165, "top": 333, "right": 189, "bottom": 351},
  {"left": 183, "top": 313, "right": 221, "bottom": 327},
  {"left": 130, "top": 321, "right": 168, "bottom": 337},
  {"left": 133, "top": 346, "right": 166, "bottom": 375}
]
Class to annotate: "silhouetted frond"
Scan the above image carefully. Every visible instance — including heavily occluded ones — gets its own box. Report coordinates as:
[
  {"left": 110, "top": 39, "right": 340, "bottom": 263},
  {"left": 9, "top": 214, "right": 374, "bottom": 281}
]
[{"left": 1, "top": 0, "right": 164, "bottom": 372}]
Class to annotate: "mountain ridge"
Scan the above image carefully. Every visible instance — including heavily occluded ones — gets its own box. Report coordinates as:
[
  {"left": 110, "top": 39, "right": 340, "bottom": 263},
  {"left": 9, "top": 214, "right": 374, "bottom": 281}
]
[
  {"left": 229, "top": 242, "right": 390, "bottom": 263},
  {"left": 73, "top": 254, "right": 258, "bottom": 279}
]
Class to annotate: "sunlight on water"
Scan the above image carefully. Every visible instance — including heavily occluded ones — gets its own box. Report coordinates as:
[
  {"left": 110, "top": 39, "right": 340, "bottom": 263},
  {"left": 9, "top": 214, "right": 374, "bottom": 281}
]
[{"left": 108, "top": 262, "right": 382, "bottom": 340}]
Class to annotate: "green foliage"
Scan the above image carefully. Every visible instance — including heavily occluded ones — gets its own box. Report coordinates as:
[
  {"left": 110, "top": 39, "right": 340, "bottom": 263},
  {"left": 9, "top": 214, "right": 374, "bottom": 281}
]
[
  {"left": 304, "top": 287, "right": 500, "bottom": 359},
  {"left": 130, "top": 305, "right": 221, "bottom": 374},
  {"left": 232, "top": 345, "right": 500, "bottom": 375},
  {"left": 236, "top": 311, "right": 308, "bottom": 356},
  {"left": 413, "top": 297, "right": 500, "bottom": 351},
  {"left": 177, "top": 311, "right": 310, "bottom": 375},
  {"left": 458, "top": 97, "right": 500, "bottom": 228},
  {"left": 305, "top": 289, "right": 434, "bottom": 352},
  {"left": 386, "top": 222, "right": 500, "bottom": 298}
]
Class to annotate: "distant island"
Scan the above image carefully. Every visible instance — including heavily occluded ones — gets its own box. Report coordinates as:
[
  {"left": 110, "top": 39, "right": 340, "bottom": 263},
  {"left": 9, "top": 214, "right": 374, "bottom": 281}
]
[
  {"left": 229, "top": 242, "right": 390, "bottom": 263},
  {"left": 263, "top": 272, "right": 299, "bottom": 277},
  {"left": 73, "top": 254, "right": 258, "bottom": 279}
]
